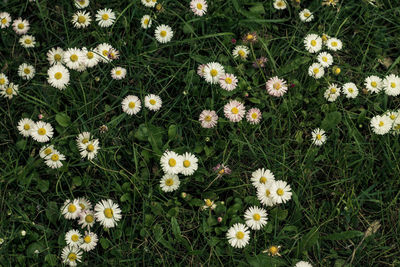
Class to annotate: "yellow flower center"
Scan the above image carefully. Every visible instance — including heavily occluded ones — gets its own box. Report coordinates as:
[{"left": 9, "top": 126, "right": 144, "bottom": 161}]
[
  {"left": 79, "top": 0, "right": 85, "bottom": 4},
  {"left": 277, "top": 1, "right": 284, "bottom": 7},
  {"left": 116, "top": 70, "right": 122, "bottom": 76},
  {"left": 128, "top": 102, "right": 136, "bottom": 109},
  {"left": 231, "top": 107, "right": 239, "bottom": 114},
  {"left": 23, "top": 124, "right": 30, "bottom": 130},
  {"left": 54, "top": 54, "right": 62, "bottom": 61},
  {"left": 218, "top": 169, "right": 225, "bottom": 174},
  {"left": 348, "top": 88, "right": 354, "bottom": 93},
  {"left": 54, "top": 72, "right": 63, "bottom": 79},
  {"left": 18, "top": 23, "right": 24, "bottom": 29},
  {"left": 269, "top": 246, "right": 278, "bottom": 255},
  {"left": 277, "top": 188, "right": 284, "bottom": 196},
  {"left": 104, "top": 208, "right": 113, "bottom": 218},
  {"left": 246, "top": 34, "right": 254, "bottom": 40},
  {"left": 5, "top": 87, "right": 12, "bottom": 95},
  {"left": 331, "top": 41, "right": 338, "bottom": 47},
  {"left": 82, "top": 138, "right": 89, "bottom": 144},
  {"left": 253, "top": 213, "right": 261, "bottom": 221},
  {"left": 168, "top": 158, "right": 176, "bottom": 167},
  {"left": 225, "top": 77, "right": 232, "bottom": 84},
  {"left": 197, "top": 3, "right": 203, "bottom": 9},
  {"left": 273, "top": 82, "right": 281, "bottom": 90},
  {"left": 316, "top": 134, "right": 322, "bottom": 140},
  {"left": 51, "top": 154, "right": 59, "bottom": 161},
  {"left": 71, "top": 234, "right": 79, "bottom": 242},
  {"left": 24, "top": 68, "right": 31, "bottom": 74},
  {"left": 322, "top": 34, "right": 328, "bottom": 42},
  {"left": 78, "top": 15, "right": 86, "bottom": 23},
  {"left": 79, "top": 203, "right": 85, "bottom": 209},
  {"left": 156, "top": 3, "right": 162, "bottom": 10},
  {"left": 84, "top": 236, "right": 91, "bottom": 243},
  {"left": 335, "top": 68, "right": 341, "bottom": 75},
  {"left": 149, "top": 99, "right": 156, "bottom": 105},
  {"left": 238, "top": 50, "right": 245, "bottom": 58},
  {"left": 259, "top": 176, "right": 267, "bottom": 184},
  {"left": 205, "top": 199, "right": 213, "bottom": 206},
  {"left": 144, "top": 18, "right": 149, "bottom": 25},
  {"left": 85, "top": 214, "right": 94, "bottom": 223},
  {"left": 1, "top": 18, "right": 7, "bottom": 24},
  {"left": 311, "top": 40, "right": 317, "bottom": 46},
  {"left": 165, "top": 178, "right": 174, "bottom": 186},
  {"left": 251, "top": 113, "right": 258, "bottom": 119},
  {"left": 102, "top": 14, "right": 109, "bottom": 20},
  {"left": 391, "top": 82, "right": 396, "bottom": 88},
  {"left": 70, "top": 54, "right": 78, "bottom": 62},
  {"left": 322, "top": 56, "right": 328, "bottom": 62},
  {"left": 395, "top": 124, "right": 400, "bottom": 130},
  {"left": 390, "top": 114, "right": 396, "bottom": 120},
  {"left": 68, "top": 204, "right": 77, "bottom": 213},
  {"left": 87, "top": 52, "right": 94, "bottom": 59},
  {"left": 24, "top": 39, "right": 32, "bottom": 44},
  {"left": 68, "top": 253, "right": 77, "bottom": 261},
  {"left": 210, "top": 69, "right": 218, "bottom": 77},
  {"left": 379, "top": 121, "right": 384, "bottom": 127},
  {"left": 265, "top": 189, "right": 270, "bottom": 197},
  {"left": 304, "top": 12, "right": 311, "bottom": 17},
  {"left": 0, "top": 78, "right": 5, "bottom": 85},
  {"left": 38, "top": 128, "right": 46, "bottom": 135},
  {"left": 160, "top": 30, "right": 167, "bottom": 37},
  {"left": 330, "top": 88, "right": 337, "bottom": 94},
  {"left": 313, "top": 68, "right": 319, "bottom": 74},
  {"left": 236, "top": 231, "right": 244, "bottom": 239},
  {"left": 102, "top": 50, "right": 108, "bottom": 56},
  {"left": 371, "top": 81, "right": 377, "bottom": 87},
  {"left": 44, "top": 148, "right": 52, "bottom": 155},
  {"left": 204, "top": 115, "right": 212, "bottom": 122},
  {"left": 86, "top": 144, "right": 94, "bottom": 152}
]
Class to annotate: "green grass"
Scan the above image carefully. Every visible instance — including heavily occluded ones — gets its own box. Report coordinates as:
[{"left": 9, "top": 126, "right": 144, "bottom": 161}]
[{"left": 1, "top": 0, "right": 400, "bottom": 266}]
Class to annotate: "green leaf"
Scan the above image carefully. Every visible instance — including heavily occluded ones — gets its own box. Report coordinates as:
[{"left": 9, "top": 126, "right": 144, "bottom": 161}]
[
  {"left": 246, "top": 254, "right": 287, "bottom": 267},
  {"left": 270, "top": 207, "right": 288, "bottom": 221},
  {"left": 171, "top": 217, "right": 182, "bottom": 238},
  {"left": 297, "top": 226, "right": 319, "bottom": 256},
  {"left": 100, "top": 238, "right": 110, "bottom": 249},
  {"left": 248, "top": 3, "right": 265, "bottom": 14},
  {"left": 26, "top": 242, "right": 44, "bottom": 257},
  {"left": 45, "top": 254, "right": 57, "bottom": 266},
  {"left": 72, "top": 176, "right": 82, "bottom": 187},
  {"left": 36, "top": 179, "right": 49, "bottom": 193},
  {"left": 321, "top": 111, "right": 342, "bottom": 130},
  {"left": 16, "top": 139, "right": 27, "bottom": 150},
  {"left": 168, "top": 124, "right": 177, "bottom": 140},
  {"left": 323, "top": 230, "right": 363, "bottom": 241},
  {"left": 55, "top": 113, "right": 71, "bottom": 127},
  {"left": 45, "top": 202, "right": 58, "bottom": 225}
]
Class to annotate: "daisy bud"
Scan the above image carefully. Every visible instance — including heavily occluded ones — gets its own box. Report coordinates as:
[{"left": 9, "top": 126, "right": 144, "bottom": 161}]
[
  {"left": 333, "top": 66, "right": 341, "bottom": 75},
  {"left": 290, "top": 83, "right": 295, "bottom": 88},
  {"left": 38, "top": 114, "right": 43, "bottom": 120},
  {"left": 181, "top": 192, "right": 187, "bottom": 198},
  {"left": 205, "top": 137, "right": 210, "bottom": 142},
  {"left": 0, "top": 238, "right": 4, "bottom": 245},
  {"left": 21, "top": 230, "right": 26, "bottom": 237},
  {"left": 217, "top": 217, "right": 222, "bottom": 223},
  {"left": 95, "top": 77, "right": 100, "bottom": 82},
  {"left": 231, "top": 38, "right": 236, "bottom": 44}
]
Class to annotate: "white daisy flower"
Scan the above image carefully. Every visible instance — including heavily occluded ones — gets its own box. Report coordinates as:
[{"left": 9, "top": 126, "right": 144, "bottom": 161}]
[
  {"left": 61, "top": 246, "right": 82, "bottom": 267},
  {"left": 74, "top": 0, "right": 90, "bottom": 9},
  {"left": 47, "top": 47, "right": 64, "bottom": 65},
  {"left": 257, "top": 182, "right": 275, "bottom": 207},
  {"left": 190, "top": 0, "right": 208, "bottom": 16},
  {"left": 81, "top": 47, "right": 99, "bottom": 68},
  {"left": 0, "top": 73, "right": 9, "bottom": 87},
  {"left": 76, "top": 132, "right": 91, "bottom": 147},
  {"left": 140, "top": 15, "right": 152, "bottom": 29},
  {"left": 232, "top": 45, "right": 250, "bottom": 60},
  {"left": 39, "top": 145, "right": 55, "bottom": 159},
  {"left": 19, "top": 35, "right": 35, "bottom": 48},
  {"left": 94, "top": 199, "right": 122, "bottom": 228},
  {"left": 273, "top": 0, "right": 287, "bottom": 10},
  {"left": 18, "top": 63, "right": 35, "bottom": 80},
  {"left": 78, "top": 210, "right": 96, "bottom": 229},
  {"left": 96, "top": 43, "right": 116, "bottom": 63},
  {"left": 17, "top": 118, "right": 35, "bottom": 137},
  {"left": 160, "top": 174, "right": 180, "bottom": 192},
  {"left": 96, "top": 8, "right": 116, "bottom": 28},
  {"left": 160, "top": 150, "right": 183, "bottom": 175},
  {"left": 364, "top": 75, "right": 382, "bottom": 94},
  {"left": 295, "top": 261, "right": 313, "bottom": 267},
  {"left": 122, "top": 95, "right": 141, "bottom": 115},
  {"left": 317, "top": 52, "right": 333, "bottom": 68},
  {"left": 370, "top": 115, "right": 392, "bottom": 135},
  {"left": 61, "top": 199, "right": 82, "bottom": 220},
  {"left": 199, "top": 110, "right": 218, "bottom": 128},
  {"left": 299, "top": 9, "right": 314, "bottom": 22},
  {"left": 65, "top": 229, "right": 82, "bottom": 248},
  {"left": 324, "top": 83, "right": 341, "bottom": 102},
  {"left": 219, "top": 73, "right": 238, "bottom": 91},
  {"left": 251, "top": 168, "right": 275, "bottom": 189},
  {"left": 47, "top": 64, "right": 70, "bottom": 90},
  {"left": 326, "top": 37, "right": 343, "bottom": 51},
  {"left": 342, "top": 82, "right": 358, "bottom": 98},
  {"left": 203, "top": 62, "right": 225, "bottom": 84},
  {"left": 244, "top": 206, "right": 268, "bottom": 230},
  {"left": 266, "top": 76, "right": 288, "bottom": 97},
  {"left": 180, "top": 152, "right": 198, "bottom": 176},
  {"left": 311, "top": 128, "right": 326, "bottom": 146},
  {"left": 72, "top": 10, "right": 91, "bottom": 28},
  {"left": 12, "top": 18, "right": 29, "bottom": 35},
  {"left": 382, "top": 74, "right": 400, "bottom": 96},
  {"left": 154, "top": 24, "right": 173, "bottom": 43},
  {"left": 270, "top": 180, "right": 292, "bottom": 204},
  {"left": 77, "top": 197, "right": 92, "bottom": 211},
  {"left": 224, "top": 100, "right": 246, "bottom": 122},
  {"left": 63, "top": 48, "right": 86, "bottom": 70},
  {"left": 0, "top": 12, "right": 12, "bottom": 29},
  {"left": 79, "top": 139, "right": 100, "bottom": 160},
  {"left": 31, "top": 121, "right": 54, "bottom": 143},
  {"left": 226, "top": 223, "right": 250, "bottom": 248},
  {"left": 141, "top": 0, "right": 157, "bottom": 8},
  {"left": 0, "top": 83, "right": 18, "bottom": 99},
  {"left": 144, "top": 94, "right": 162, "bottom": 111},
  {"left": 246, "top": 108, "right": 262, "bottom": 125},
  {"left": 304, "top": 34, "right": 322, "bottom": 53},
  {"left": 392, "top": 116, "right": 400, "bottom": 135},
  {"left": 202, "top": 199, "right": 216, "bottom": 210},
  {"left": 308, "top": 63, "right": 324, "bottom": 79},
  {"left": 197, "top": 64, "right": 206, "bottom": 77},
  {"left": 387, "top": 110, "right": 399, "bottom": 121},
  {"left": 111, "top": 67, "right": 127, "bottom": 80},
  {"left": 45, "top": 150, "right": 66, "bottom": 169},
  {"left": 80, "top": 231, "right": 98, "bottom": 252}
]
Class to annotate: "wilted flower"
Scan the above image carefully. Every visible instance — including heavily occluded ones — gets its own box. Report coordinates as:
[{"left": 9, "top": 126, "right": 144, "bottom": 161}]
[
  {"left": 252, "top": 57, "right": 267, "bottom": 68},
  {"left": 213, "top": 163, "right": 231, "bottom": 178}
]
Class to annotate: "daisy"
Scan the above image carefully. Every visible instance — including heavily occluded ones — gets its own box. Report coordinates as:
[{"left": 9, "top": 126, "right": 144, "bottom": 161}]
[
  {"left": 387, "top": 110, "right": 399, "bottom": 121},
  {"left": 244, "top": 206, "right": 268, "bottom": 230},
  {"left": 72, "top": 10, "right": 91, "bottom": 28},
  {"left": 78, "top": 210, "right": 96, "bottom": 229},
  {"left": 63, "top": 48, "right": 85, "bottom": 70},
  {"left": 12, "top": 18, "right": 29, "bottom": 35},
  {"left": 47, "top": 47, "right": 64, "bottom": 65},
  {"left": 392, "top": 116, "right": 400, "bottom": 135},
  {"left": 246, "top": 108, "right": 262, "bottom": 124},
  {"left": 308, "top": 63, "right": 324, "bottom": 79},
  {"left": 202, "top": 199, "right": 216, "bottom": 210},
  {"left": 47, "top": 64, "right": 70, "bottom": 90},
  {"left": 326, "top": 37, "right": 343, "bottom": 51},
  {"left": 111, "top": 67, "right": 127, "bottom": 80},
  {"left": 213, "top": 164, "right": 231, "bottom": 178},
  {"left": 266, "top": 245, "right": 281, "bottom": 256},
  {"left": 17, "top": 118, "right": 35, "bottom": 137},
  {"left": 106, "top": 47, "right": 119, "bottom": 61},
  {"left": 96, "top": 43, "right": 116, "bottom": 63},
  {"left": 65, "top": 229, "right": 82, "bottom": 248},
  {"left": 199, "top": 110, "right": 218, "bottom": 128},
  {"left": 160, "top": 150, "right": 182, "bottom": 174},
  {"left": 299, "top": 9, "right": 314, "bottom": 22},
  {"left": 61, "top": 246, "right": 82, "bottom": 267},
  {"left": 0, "top": 12, "right": 12, "bottom": 29},
  {"left": 79, "top": 139, "right": 100, "bottom": 160},
  {"left": 39, "top": 145, "right": 55, "bottom": 159},
  {"left": 122, "top": 95, "right": 141, "bottom": 115},
  {"left": 321, "top": 33, "right": 330, "bottom": 43},
  {"left": 232, "top": 45, "right": 250, "bottom": 60},
  {"left": 180, "top": 152, "right": 198, "bottom": 176},
  {"left": 61, "top": 199, "right": 82, "bottom": 220},
  {"left": 18, "top": 63, "right": 35, "bottom": 80},
  {"left": 370, "top": 115, "right": 392, "bottom": 135},
  {"left": 322, "top": 0, "right": 339, "bottom": 6},
  {"left": 364, "top": 75, "right": 382, "bottom": 94},
  {"left": 144, "top": 94, "right": 162, "bottom": 111},
  {"left": 342, "top": 82, "right": 359, "bottom": 98},
  {"left": 382, "top": 74, "right": 400, "bottom": 96},
  {"left": 80, "top": 231, "right": 98, "bottom": 252},
  {"left": 140, "top": 15, "right": 152, "bottom": 29},
  {"left": 324, "top": 84, "right": 341, "bottom": 102},
  {"left": 251, "top": 168, "right": 275, "bottom": 188},
  {"left": 0, "top": 73, "right": 8, "bottom": 87},
  {"left": 203, "top": 62, "right": 225, "bottom": 84},
  {"left": 154, "top": 24, "right": 173, "bottom": 43},
  {"left": 243, "top": 32, "right": 258, "bottom": 43},
  {"left": 19, "top": 35, "right": 35, "bottom": 48},
  {"left": 160, "top": 174, "right": 180, "bottom": 192},
  {"left": 31, "top": 121, "right": 53, "bottom": 143},
  {"left": 76, "top": 132, "right": 91, "bottom": 146},
  {"left": 1, "top": 83, "right": 18, "bottom": 99},
  {"left": 141, "top": 0, "right": 157, "bottom": 8},
  {"left": 270, "top": 180, "right": 292, "bottom": 204},
  {"left": 311, "top": 128, "right": 326, "bottom": 146},
  {"left": 219, "top": 73, "right": 238, "bottom": 91},
  {"left": 317, "top": 52, "right": 333, "bottom": 68},
  {"left": 81, "top": 47, "right": 99, "bottom": 68},
  {"left": 273, "top": 0, "right": 287, "bottom": 10},
  {"left": 257, "top": 182, "right": 275, "bottom": 207},
  {"left": 96, "top": 8, "right": 116, "bottom": 28},
  {"left": 77, "top": 197, "right": 92, "bottom": 211},
  {"left": 74, "top": 0, "right": 89, "bottom": 9},
  {"left": 266, "top": 76, "right": 288, "bottom": 97},
  {"left": 224, "top": 100, "right": 245, "bottom": 122},
  {"left": 197, "top": 64, "right": 206, "bottom": 77},
  {"left": 253, "top": 57, "right": 267, "bottom": 68},
  {"left": 94, "top": 199, "right": 122, "bottom": 228},
  {"left": 304, "top": 34, "right": 322, "bottom": 53},
  {"left": 295, "top": 261, "right": 313, "bottom": 267},
  {"left": 45, "top": 150, "right": 66, "bottom": 169},
  {"left": 190, "top": 0, "right": 208, "bottom": 16},
  {"left": 226, "top": 223, "right": 250, "bottom": 248}
]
